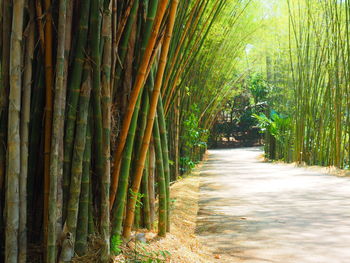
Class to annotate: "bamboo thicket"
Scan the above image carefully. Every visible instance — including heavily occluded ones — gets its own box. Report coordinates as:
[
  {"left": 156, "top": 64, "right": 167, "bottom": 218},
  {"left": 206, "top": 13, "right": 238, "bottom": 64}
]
[{"left": 0, "top": 0, "right": 254, "bottom": 262}]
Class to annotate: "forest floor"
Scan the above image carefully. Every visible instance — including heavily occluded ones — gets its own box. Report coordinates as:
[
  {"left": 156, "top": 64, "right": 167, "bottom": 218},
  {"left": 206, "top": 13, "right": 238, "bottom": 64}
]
[
  {"left": 196, "top": 147, "right": 350, "bottom": 263},
  {"left": 114, "top": 164, "right": 215, "bottom": 262}
]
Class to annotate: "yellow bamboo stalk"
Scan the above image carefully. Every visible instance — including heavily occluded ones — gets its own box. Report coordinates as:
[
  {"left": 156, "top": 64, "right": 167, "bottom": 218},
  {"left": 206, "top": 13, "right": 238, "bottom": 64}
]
[
  {"left": 161, "top": 0, "right": 202, "bottom": 96},
  {"left": 122, "top": 0, "right": 179, "bottom": 239},
  {"left": 110, "top": 0, "right": 169, "bottom": 208}
]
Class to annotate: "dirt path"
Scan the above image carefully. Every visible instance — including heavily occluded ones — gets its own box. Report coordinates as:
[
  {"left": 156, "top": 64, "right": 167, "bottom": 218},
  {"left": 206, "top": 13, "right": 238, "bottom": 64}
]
[{"left": 196, "top": 147, "right": 350, "bottom": 263}]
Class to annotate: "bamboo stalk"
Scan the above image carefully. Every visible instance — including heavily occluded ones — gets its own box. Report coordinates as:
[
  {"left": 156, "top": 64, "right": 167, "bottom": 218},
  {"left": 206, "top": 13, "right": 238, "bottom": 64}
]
[
  {"left": 19, "top": 5, "right": 35, "bottom": 262},
  {"left": 153, "top": 116, "right": 167, "bottom": 236},
  {"left": 43, "top": 0, "right": 54, "bottom": 247},
  {"left": 0, "top": 0, "right": 5, "bottom": 246},
  {"left": 47, "top": 0, "right": 67, "bottom": 261},
  {"left": 110, "top": 0, "right": 153, "bottom": 206},
  {"left": 174, "top": 91, "right": 180, "bottom": 180},
  {"left": 115, "top": 0, "right": 136, "bottom": 49},
  {"left": 148, "top": 140, "right": 156, "bottom": 229},
  {"left": 161, "top": 0, "right": 202, "bottom": 97},
  {"left": 0, "top": 3, "right": 12, "bottom": 240},
  {"left": 27, "top": 66, "right": 45, "bottom": 243},
  {"left": 111, "top": 0, "right": 139, "bottom": 100},
  {"left": 164, "top": 0, "right": 224, "bottom": 114},
  {"left": 0, "top": 0, "right": 11, "bottom": 121},
  {"left": 35, "top": 0, "right": 45, "bottom": 51},
  {"left": 90, "top": 0, "right": 103, "bottom": 196},
  {"left": 101, "top": 0, "right": 112, "bottom": 260},
  {"left": 57, "top": 0, "right": 74, "bottom": 232},
  {"left": 122, "top": 0, "right": 177, "bottom": 240},
  {"left": 133, "top": 82, "right": 153, "bottom": 230},
  {"left": 62, "top": 0, "right": 91, "bottom": 221},
  {"left": 65, "top": 63, "right": 91, "bottom": 254},
  {"left": 141, "top": 153, "right": 151, "bottom": 230},
  {"left": 110, "top": 0, "right": 118, "bottom": 90},
  {"left": 6, "top": 0, "right": 25, "bottom": 261},
  {"left": 111, "top": 92, "right": 143, "bottom": 238},
  {"left": 133, "top": 81, "right": 152, "bottom": 230},
  {"left": 110, "top": 0, "right": 168, "bottom": 209},
  {"left": 75, "top": 118, "right": 92, "bottom": 256},
  {"left": 156, "top": 97, "right": 171, "bottom": 232}
]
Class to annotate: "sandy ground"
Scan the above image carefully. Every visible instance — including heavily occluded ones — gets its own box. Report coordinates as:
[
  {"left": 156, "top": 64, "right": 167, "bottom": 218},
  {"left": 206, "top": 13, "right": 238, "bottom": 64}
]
[
  {"left": 143, "top": 173, "right": 214, "bottom": 262},
  {"left": 196, "top": 147, "right": 350, "bottom": 263},
  {"left": 114, "top": 165, "right": 215, "bottom": 262}
]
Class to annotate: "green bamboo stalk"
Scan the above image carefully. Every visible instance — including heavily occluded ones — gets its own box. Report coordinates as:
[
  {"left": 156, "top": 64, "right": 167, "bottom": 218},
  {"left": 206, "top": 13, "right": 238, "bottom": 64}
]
[
  {"left": 110, "top": 0, "right": 157, "bottom": 207},
  {"left": 75, "top": 117, "right": 92, "bottom": 256},
  {"left": 153, "top": 116, "right": 167, "bottom": 237},
  {"left": 43, "top": 0, "right": 54, "bottom": 247},
  {"left": 156, "top": 96, "right": 171, "bottom": 232},
  {"left": 130, "top": 73, "right": 153, "bottom": 229},
  {"left": 62, "top": 0, "right": 91, "bottom": 220},
  {"left": 56, "top": 0, "right": 74, "bottom": 234},
  {"left": 6, "top": 0, "right": 25, "bottom": 261},
  {"left": 88, "top": 164, "right": 95, "bottom": 235},
  {"left": 111, "top": 92, "right": 143, "bottom": 238},
  {"left": 0, "top": 0, "right": 11, "bottom": 122},
  {"left": 134, "top": 197, "right": 141, "bottom": 229},
  {"left": 90, "top": 0, "right": 103, "bottom": 199},
  {"left": 145, "top": 0, "right": 178, "bottom": 234},
  {"left": 123, "top": 0, "right": 179, "bottom": 240},
  {"left": 148, "top": 141, "right": 156, "bottom": 229},
  {"left": 47, "top": 0, "right": 67, "bottom": 261},
  {"left": 0, "top": 114, "right": 5, "bottom": 259},
  {"left": 65, "top": 63, "right": 91, "bottom": 255},
  {"left": 174, "top": 91, "right": 180, "bottom": 180},
  {"left": 110, "top": 0, "right": 166, "bottom": 209},
  {"left": 101, "top": 1, "right": 112, "bottom": 260},
  {"left": 133, "top": 79, "right": 152, "bottom": 230},
  {"left": 0, "top": 1, "right": 12, "bottom": 252},
  {"left": 141, "top": 153, "right": 151, "bottom": 230},
  {"left": 112, "top": 0, "right": 139, "bottom": 99}
]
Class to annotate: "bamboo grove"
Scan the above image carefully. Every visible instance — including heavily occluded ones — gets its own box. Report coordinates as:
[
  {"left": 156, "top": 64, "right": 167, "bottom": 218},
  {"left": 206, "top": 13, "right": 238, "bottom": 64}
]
[
  {"left": 257, "top": 0, "right": 350, "bottom": 168},
  {"left": 0, "top": 0, "right": 255, "bottom": 262}
]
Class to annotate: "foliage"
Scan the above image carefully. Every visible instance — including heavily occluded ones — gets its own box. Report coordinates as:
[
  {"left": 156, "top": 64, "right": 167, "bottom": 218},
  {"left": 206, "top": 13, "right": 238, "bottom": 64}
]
[
  {"left": 253, "top": 111, "right": 291, "bottom": 143},
  {"left": 248, "top": 73, "right": 271, "bottom": 105},
  {"left": 180, "top": 104, "right": 209, "bottom": 173},
  {"left": 209, "top": 73, "right": 269, "bottom": 146},
  {"left": 183, "top": 105, "right": 209, "bottom": 150},
  {"left": 129, "top": 189, "right": 144, "bottom": 209},
  {"left": 111, "top": 235, "right": 123, "bottom": 255}
]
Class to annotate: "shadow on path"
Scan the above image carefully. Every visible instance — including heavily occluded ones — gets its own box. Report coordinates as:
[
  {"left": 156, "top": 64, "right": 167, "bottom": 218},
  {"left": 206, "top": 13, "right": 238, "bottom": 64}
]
[{"left": 196, "top": 147, "right": 350, "bottom": 263}]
